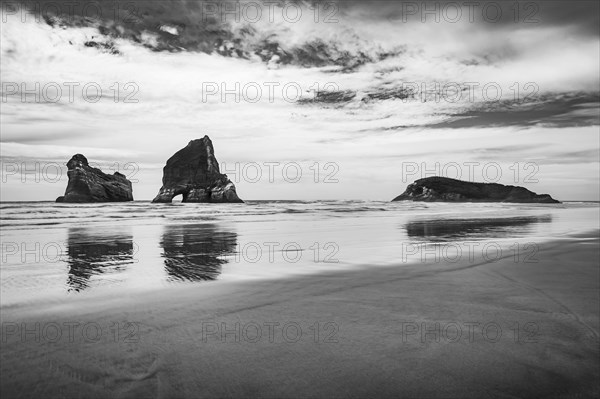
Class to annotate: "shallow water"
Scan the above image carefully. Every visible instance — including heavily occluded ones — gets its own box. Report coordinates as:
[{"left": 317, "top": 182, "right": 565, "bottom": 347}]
[{"left": 1, "top": 200, "right": 598, "bottom": 307}]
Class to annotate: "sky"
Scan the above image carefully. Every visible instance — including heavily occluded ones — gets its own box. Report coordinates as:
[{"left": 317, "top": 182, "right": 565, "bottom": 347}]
[{"left": 1, "top": 0, "right": 599, "bottom": 201}]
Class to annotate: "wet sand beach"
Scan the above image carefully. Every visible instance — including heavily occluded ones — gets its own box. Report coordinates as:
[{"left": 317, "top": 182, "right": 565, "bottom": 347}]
[{"left": 2, "top": 230, "right": 598, "bottom": 398}]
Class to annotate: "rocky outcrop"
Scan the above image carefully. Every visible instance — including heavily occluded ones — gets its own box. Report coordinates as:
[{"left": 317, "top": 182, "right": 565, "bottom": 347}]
[
  {"left": 392, "top": 177, "right": 560, "bottom": 203},
  {"left": 152, "top": 136, "right": 243, "bottom": 203},
  {"left": 56, "top": 154, "right": 133, "bottom": 203}
]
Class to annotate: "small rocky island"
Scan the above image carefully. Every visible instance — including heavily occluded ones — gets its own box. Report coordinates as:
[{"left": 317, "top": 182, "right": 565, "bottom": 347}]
[
  {"left": 393, "top": 177, "right": 560, "bottom": 203},
  {"left": 152, "top": 136, "right": 243, "bottom": 203},
  {"left": 56, "top": 154, "right": 133, "bottom": 203}
]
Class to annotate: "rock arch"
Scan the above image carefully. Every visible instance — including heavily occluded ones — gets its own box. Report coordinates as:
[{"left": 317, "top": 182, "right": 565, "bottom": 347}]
[{"left": 152, "top": 136, "right": 243, "bottom": 203}]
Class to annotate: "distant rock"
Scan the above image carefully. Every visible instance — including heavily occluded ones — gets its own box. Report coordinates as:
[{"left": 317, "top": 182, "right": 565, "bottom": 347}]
[
  {"left": 152, "top": 136, "right": 243, "bottom": 203},
  {"left": 392, "top": 177, "right": 560, "bottom": 203},
  {"left": 56, "top": 154, "right": 133, "bottom": 202}
]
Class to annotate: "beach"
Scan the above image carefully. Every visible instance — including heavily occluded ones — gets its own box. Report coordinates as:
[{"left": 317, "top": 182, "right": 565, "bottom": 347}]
[{"left": 1, "top": 219, "right": 598, "bottom": 398}]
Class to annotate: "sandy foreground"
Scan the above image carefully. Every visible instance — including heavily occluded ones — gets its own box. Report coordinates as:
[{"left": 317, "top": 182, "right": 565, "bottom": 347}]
[{"left": 1, "top": 231, "right": 599, "bottom": 398}]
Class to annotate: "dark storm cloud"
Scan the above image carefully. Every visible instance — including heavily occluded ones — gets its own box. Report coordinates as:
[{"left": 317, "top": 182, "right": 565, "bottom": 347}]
[
  {"left": 343, "top": 0, "right": 599, "bottom": 36},
  {"left": 13, "top": 0, "right": 399, "bottom": 68},
  {"left": 422, "top": 93, "right": 600, "bottom": 129}
]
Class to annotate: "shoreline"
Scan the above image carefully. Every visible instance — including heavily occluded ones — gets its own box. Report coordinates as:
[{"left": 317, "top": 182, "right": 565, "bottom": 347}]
[
  {"left": 3, "top": 228, "right": 598, "bottom": 317},
  {"left": 2, "top": 230, "right": 599, "bottom": 398},
  {"left": 2, "top": 200, "right": 600, "bottom": 203}
]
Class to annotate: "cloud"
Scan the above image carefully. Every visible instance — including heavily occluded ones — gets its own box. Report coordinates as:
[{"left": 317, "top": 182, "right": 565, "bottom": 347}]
[{"left": 422, "top": 93, "right": 600, "bottom": 129}]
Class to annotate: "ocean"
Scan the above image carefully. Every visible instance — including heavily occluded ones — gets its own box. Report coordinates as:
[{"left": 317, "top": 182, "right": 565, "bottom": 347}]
[{"left": 1, "top": 200, "right": 598, "bottom": 309}]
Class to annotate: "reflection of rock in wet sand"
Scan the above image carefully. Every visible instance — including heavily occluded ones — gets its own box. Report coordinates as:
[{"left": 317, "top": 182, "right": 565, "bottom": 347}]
[
  {"left": 66, "top": 228, "right": 134, "bottom": 292},
  {"left": 405, "top": 215, "right": 553, "bottom": 241},
  {"left": 160, "top": 224, "right": 237, "bottom": 282}
]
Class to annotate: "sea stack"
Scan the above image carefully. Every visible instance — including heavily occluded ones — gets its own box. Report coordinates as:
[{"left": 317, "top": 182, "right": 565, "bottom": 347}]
[
  {"left": 56, "top": 154, "right": 133, "bottom": 203},
  {"left": 392, "top": 177, "right": 560, "bottom": 203},
  {"left": 152, "top": 136, "right": 243, "bottom": 203}
]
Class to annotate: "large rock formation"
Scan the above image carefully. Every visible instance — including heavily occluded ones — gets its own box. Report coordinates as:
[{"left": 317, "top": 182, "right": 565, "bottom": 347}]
[
  {"left": 56, "top": 154, "right": 133, "bottom": 203},
  {"left": 152, "top": 136, "right": 243, "bottom": 203},
  {"left": 392, "top": 177, "right": 560, "bottom": 203}
]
